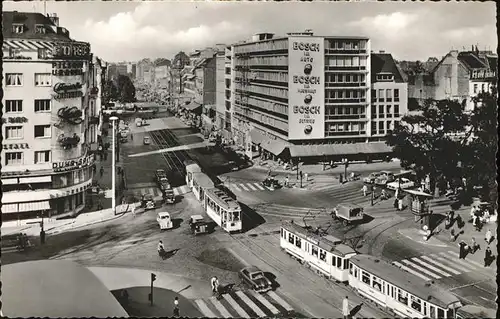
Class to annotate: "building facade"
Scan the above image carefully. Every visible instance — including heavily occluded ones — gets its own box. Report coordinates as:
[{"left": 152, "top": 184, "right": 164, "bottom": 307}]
[
  {"left": 2, "top": 11, "right": 95, "bottom": 221},
  {"left": 230, "top": 32, "right": 392, "bottom": 161},
  {"left": 215, "top": 50, "right": 226, "bottom": 132}
]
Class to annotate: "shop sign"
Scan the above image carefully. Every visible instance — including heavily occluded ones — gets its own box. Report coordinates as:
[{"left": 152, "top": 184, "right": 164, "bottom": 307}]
[
  {"left": 2, "top": 143, "right": 29, "bottom": 150},
  {"left": 53, "top": 91, "right": 84, "bottom": 100},
  {"left": 288, "top": 36, "right": 325, "bottom": 140},
  {"left": 52, "top": 155, "right": 95, "bottom": 172},
  {"left": 54, "top": 82, "right": 83, "bottom": 94},
  {"left": 50, "top": 41, "right": 91, "bottom": 60},
  {"left": 470, "top": 69, "right": 496, "bottom": 80}
]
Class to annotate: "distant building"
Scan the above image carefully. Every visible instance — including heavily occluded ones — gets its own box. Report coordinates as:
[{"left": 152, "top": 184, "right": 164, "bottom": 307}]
[
  {"left": 107, "top": 62, "right": 128, "bottom": 81},
  {"left": 154, "top": 59, "right": 171, "bottom": 89}
]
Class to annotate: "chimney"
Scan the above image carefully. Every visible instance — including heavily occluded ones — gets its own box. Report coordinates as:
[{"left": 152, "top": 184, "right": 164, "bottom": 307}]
[{"left": 47, "top": 13, "right": 59, "bottom": 27}]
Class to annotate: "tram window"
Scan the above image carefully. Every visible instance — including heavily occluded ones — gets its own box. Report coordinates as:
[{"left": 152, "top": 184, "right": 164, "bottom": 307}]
[
  {"left": 288, "top": 233, "right": 294, "bottom": 244},
  {"left": 361, "top": 271, "right": 370, "bottom": 284},
  {"left": 343, "top": 259, "right": 349, "bottom": 270},
  {"left": 410, "top": 295, "right": 422, "bottom": 312},
  {"left": 311, "top": 246, "right": 318, "bottom": 257},
  {"left": 354, "top": 267, "right": 358, "bottom": 278},
  {"left": 349, "top": 263, "right": 353, "bottom": 275},
  {"left": 391, "top": 286, "right": 394, "bottom": 298},
  {"left": 372, "top": 276, "right": 382, "bottom": 292},
  {"left": 281, "top": 228, "right": 284, "bottom": 238},
  {"left": 446, "top": 308, "right": 453, "bottom": 318},
  {"left": 319, "top": 249, "right": 327, "bottom": 262},
  {"left": 423, "top": 302, "right": 427, "bottom": 316},
  {"left": 437, "top": 308, "right": 444, "bottom": 319},
  {"left": 233, "top": 212, "right": 240, "bottom": 221},
  {"left": 397, "top": 289, "right": 408, "bottom": 305},
  {"left": 337, "top": 257, "right": 342, "bottom": 269},
  {"left": 295, "top": 237, "right": 301, "bottom": 248},
  {"left": 332, "top": 256, "right": 336, "bottom": 266},
  {"left": 430, "top": 305, "right": 435, "bottom": 318}
]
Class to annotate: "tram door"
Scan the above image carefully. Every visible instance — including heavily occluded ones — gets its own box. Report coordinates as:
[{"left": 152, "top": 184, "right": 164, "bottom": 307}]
[{"left": 222, "top": 210, "right": 227, "bottom": 229}]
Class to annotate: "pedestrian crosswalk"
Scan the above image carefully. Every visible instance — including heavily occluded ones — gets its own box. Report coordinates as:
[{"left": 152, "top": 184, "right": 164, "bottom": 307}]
[
  {"left": 392, "top": 250, "right": 485, "bottom": 282},
  {"left": 129, "top": 185, "right": 191, "bottom": 198},
  {"left": 227, "top": 182, "right": 267, "bottom": 192},
  {"left": 193, "top": 289, "right": 294, "bottom": 318}
]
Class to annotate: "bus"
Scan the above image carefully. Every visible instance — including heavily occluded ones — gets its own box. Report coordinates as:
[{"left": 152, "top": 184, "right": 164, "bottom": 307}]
[{"left": 204, "top": 188, "right": 242, "bottom": 233}]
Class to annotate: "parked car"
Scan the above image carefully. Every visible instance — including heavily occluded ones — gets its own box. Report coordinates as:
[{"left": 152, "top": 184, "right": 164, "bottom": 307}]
[
  {"left": 363, "top": 172, "right": 381, "bottom": 184},
  {"left": 262, "top": 177, "right": 281, "bottom": 191},
  {"left": 331, "top": 203, "right": 364, "bottom": 226},
  {"left": 375, "top": 171, "right": 395, "bottom": 185},
  {"left": 387, "top": 178, "right": 415, "bottom": 190},
  {"left": 156, "top": 211, "right": 173, "bottom": 230},
  {"left": 189, "top": 215, "right": 211, "bottom": 235},
  {"left": 141, "top": 194, "right": 155, "bottom": 210},
  {"left": 238, "top": 266, "right": 272, "bottom": 293}
]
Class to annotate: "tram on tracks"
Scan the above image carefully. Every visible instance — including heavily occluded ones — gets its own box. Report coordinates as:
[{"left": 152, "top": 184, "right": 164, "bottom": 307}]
[
  {"left": 349, "top": 255, "right": 462, "bottom": 318},
  {"left": 204, "top": 188, "right": 242, "bottom": 233},
  {"left": 280, "top": 220, "right": 356, "bottom": 282}
]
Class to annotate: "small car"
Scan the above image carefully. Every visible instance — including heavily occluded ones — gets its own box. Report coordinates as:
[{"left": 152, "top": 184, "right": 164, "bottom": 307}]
[
  {"left": 141, "top": 194, "right": 155, "bottom": 210},
  {"left": 363, "top": 172, "right": 380, "bottom": 184},
  {"left": 155, "top": 169, "right": 167, "bottom": 181},
  {"left": 238, "top": 266, "right": 272, "bottom": 293},
  {"left": 387, "top": 178, "right": 415, "bottom": 190},
  {"left": 331, "top": 203, "right": 364, "bottom": 226},
  {"left": 262, "top": 177, "right": 281, "bottom": 191},
  {"left": 189, "top": 215, "right": 210, "bottom": 235},
  {"left": 156, "top": 211, "right": 173, "bottom": 230},
  {"left": 375, "top": 171, "right": 395, "bottom": 185},
  {"left": 143, "top": 136, "right": 151, "bottom": 145}
]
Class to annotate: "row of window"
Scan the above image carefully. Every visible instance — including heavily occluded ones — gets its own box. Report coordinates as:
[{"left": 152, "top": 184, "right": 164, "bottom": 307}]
[
  {"left": 325, "top": 106, "right": 366, "bottom": 116},
  {"left": 5, "top": 125, "right": 51, "bottom": 139},
  {"left": 372, "top": 89, "right": 400, "bottom": 101},
  {"left": 234, "top": 39, "right": 288, "bottom": 55},
  {"left": 5, "top": 73, "right": 52, "bottom": 87},
  {"left": 234, "top": 106, "right": 288, "bottom": 132},
  {"left": 326, "top": 40, "right": 368, "bottom": 50},
  {"left": 326, "top": 90, "right": 367, "bottom": 99},
  {"left": 11, "top": 24, "right": 46, "bottom": 34},
  {"left": 326, "top": 56, "right": 368, "bottom": 67},
  {"left": 235, "top": 71, "right": 289, "bottom": 83},
  {"left": 206, "top": 196, "right": 241, "bottom": 222},
  {"left": 326, "top": 73, "right": 366, "bottom": 83},
  {"left": 472, "top": 83, "right": 491, "bottom": 94},
  {"left": 5, "top": 99, "right": 51, "bottom": 113},
  {"left": 371, "top": 120, "right": 399, "bottom": 135},
  {"left": 326, "top": 122, "right": 366, "bottom": 133},
  {"left": 237, "top": 55, "right": 288, "bottom": 67},
  {"left": 350, "top": 264, "right": 449, "bottom": 318},
  {"left": 4, "top": 150, "right": 51, "bottom": 166},
  {"left": 237, "top": 85, "right": 288, "bottom": 99},
  {"left": 245, "top": 96, "right": 288, "bottom": 116},
  {"left": 371, "top": 105, "right": 401, "bottom": 117}
]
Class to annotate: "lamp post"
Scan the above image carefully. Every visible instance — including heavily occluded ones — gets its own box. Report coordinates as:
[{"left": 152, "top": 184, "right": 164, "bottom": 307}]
[{"left": 110, "top": 116, "right": 119, "bottom": 215}]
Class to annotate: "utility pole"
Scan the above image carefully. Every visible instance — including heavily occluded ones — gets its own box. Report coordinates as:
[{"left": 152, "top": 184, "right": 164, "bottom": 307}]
[
  {"left": 371, "top": 185, "right": 375, "bottom": 206},
  {"left": 344, "top": 158, "right": 349, "bottom": 182},
  {"left": 149, "top": 273, "right": 156, "bottom": 306}
]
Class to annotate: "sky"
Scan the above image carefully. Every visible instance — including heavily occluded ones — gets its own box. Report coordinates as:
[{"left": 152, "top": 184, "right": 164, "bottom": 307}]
[{"left": 4, "top": 1, "right": 497, "bottom": 63}]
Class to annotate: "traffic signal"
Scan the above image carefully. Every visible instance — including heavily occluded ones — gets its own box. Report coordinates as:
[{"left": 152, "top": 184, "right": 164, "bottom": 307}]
[{"left": 151, "top": 273, "right": 156, "bottom": 282}]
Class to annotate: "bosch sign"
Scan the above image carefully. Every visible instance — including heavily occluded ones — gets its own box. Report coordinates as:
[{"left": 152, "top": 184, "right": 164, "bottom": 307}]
[
  {"left": 292, "top": 42, "right": 321, "bottom": 52},
  {"left": 293, "top": 105, "right": 321, "bottom": 115},
  {"left": 293, "top": 75, "right": 321, "bottom": 85}
]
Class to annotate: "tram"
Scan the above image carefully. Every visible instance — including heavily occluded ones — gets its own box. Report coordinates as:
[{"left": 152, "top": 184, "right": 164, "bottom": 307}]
[
  {"left": 349, "top": 255, "right": 462, "bottom": 318},
  {"left": 204, "top": 188, "right": 242, "bottom": 233},
  {"left": 280, "top": 220, "right": 356, "bottom": 282},
  {"left": 185, "top": 163, "right": 202, "bottom": 187}
]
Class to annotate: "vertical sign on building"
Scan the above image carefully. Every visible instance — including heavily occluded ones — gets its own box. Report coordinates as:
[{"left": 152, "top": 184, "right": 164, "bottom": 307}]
[{"left": 288, "top": 37, "right": 325, "bottom": 140}]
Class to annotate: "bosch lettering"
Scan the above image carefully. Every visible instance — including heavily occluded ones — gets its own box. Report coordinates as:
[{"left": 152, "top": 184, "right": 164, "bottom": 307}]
[
  {"left": 293, "top": 105, "right": 321, "bottom": 115},
  {"left": 293, "top": 76, "right": 321, "bottom": 85},
  {"left": 293, "top": 42, "right": 320, "bottom": 52}
]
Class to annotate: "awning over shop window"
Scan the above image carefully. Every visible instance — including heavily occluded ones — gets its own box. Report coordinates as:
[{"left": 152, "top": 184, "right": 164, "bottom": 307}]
[
  {"left": 18, "top": 200, "right": 51, "bottom": 213},
  {"left": 289, "top": 142, "right": 392, "bottom": 158},
  {"left": 19, "top": 176, "right": 52, "bottom": 184},
  {"left": 1, "top": 178, "right": 18, "bottom": 185},
  {"left": 1, "top": 203, "right": 19, "bottom": 213},
  {"left": 182, "top": 102, "right": 201, "bottom": 111},
  {"left": 249, "top": 129, "right": 289, "bottom": 156}
]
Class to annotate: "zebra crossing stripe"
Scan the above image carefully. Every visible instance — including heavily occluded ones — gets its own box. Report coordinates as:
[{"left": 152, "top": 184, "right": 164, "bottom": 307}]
[
  {"left": 223, "top": 294, "right": 249, "bottom": 318},
  {"left": 420, "top": 256, "right": 462, "bottom": 275},
  {"left": 209, "top": 297, "right": 232, "bottom": 318},
  {"left": 173, "top": 188, "right": 180, "bottom": 196},
  {"left": 246, "top": 183, "right": 258, "bottom": 191},
  {"left": 392, "top": 261, "right": 432, "bottom": 281},
  {"left": 239, "top": 184, "right": 250, "bottom": 191},
  {"left": 439, "top": 251, "right": 479, "bottom": 270},
  {"left": 235, "top": 291, "right": 266, "bottom": 317},
  {"left": 232, "top": 184, "right": 242, "bottom": 192},
  {"left": 267, "top": 291, "right": 294, "bottom": 312},
  {"left": 194, "top": 299, "right": 217, "bottom": 318},
  {"left": 254, "top": 183, "right": 265, "bottom": 190},
  {"left": 249, "top": 290, "right": 280, "bottom": 314},
  {"left": 431, "top": 254, "right": 473, "bottom": 273},
  {"left": 442, "top": 250, "right": 484, "bottom": 269},
  {"left": 410, "top": 257, "right": 452, "bottom": 277},
  {"left": 401, "top": 259, "right": 442, "bottom": 279}
]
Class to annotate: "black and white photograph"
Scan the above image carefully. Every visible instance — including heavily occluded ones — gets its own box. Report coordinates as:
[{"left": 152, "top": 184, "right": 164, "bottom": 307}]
[{"left": 1, "top": 1, "right": 497, "bottom": 318}]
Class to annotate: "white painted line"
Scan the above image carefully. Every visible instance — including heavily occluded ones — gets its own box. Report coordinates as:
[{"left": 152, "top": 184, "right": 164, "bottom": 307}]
[
  {"left": 401, "top": 259, "right": 442, "bottom": 279},
  {"left": 267, "top": 291, "right": 294, "bottom": 311},
  {"left": 235, "top": 291, "right": 266, "bottom": 317},
  {"left": 173, "top": 188, "right": 180, "bottom": 196},
  {"left": 239, "top": 184, "right": 250, "bottom": 191},
  {"left": 392, "top": 261, "right": 432, "bottom": 281},
  {"left": 439, "top": 252, "right": 479, "bottom": 270},
  {"left": 246, "top": 183, "right": 258, "bottom": 191},
  {"left": 411, "top": 257, "right": 452, "bottom": 277},
  {"left": 431, "top": 254, "right": 472, "bottom": 273},
  {"left": 249, "top": 290, "right": 279, "bottom": 314},
  {"left": 420, "top": 256, "right": 462, "bottom": 275},
  {"left": 254, "top": 183, "right": 265, "bottom": 191},
  {"left": 194, "top": 299, "right": 217, "bottom": 318},
  {"left": 209, "top": 297, "right": 232, "bottom": 318},
  {"left": 223, "top": 294, "right": 249, "bottom": 318},
  {"left": 443, "top": 250, "right": 484, "bottom": 269},
  {"left": 231, "top": 184, "right": 242, "bottom": 192}
]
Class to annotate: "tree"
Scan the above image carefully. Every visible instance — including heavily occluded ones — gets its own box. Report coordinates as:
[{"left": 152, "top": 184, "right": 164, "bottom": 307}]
[
  {"left": 115, "top": 75, "right": 136, "bottom": 103},
  {"left": 102, "top": 80, "right": 119, "bottom": 104}
]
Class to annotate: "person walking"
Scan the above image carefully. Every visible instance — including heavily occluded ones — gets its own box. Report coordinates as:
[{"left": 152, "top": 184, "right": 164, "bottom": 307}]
[
  {"left": 342, "top": 296, "right": 350, "bottom": 319},
  {"left": 284, "top": 175, "right": 289, "bottom": 188},
  {"left": 450, "top": 228, "right": 456, "bottom": 242},
  {"left": 362, "top": 185, "right": 368, "bottom": 197},
  {"left": 470, "top": 237, "right": 477, "bottom": 254},
  {"left": 131, "top": 204, "right": 136, "bottom": 218},
  {"left": 210, "top": 276, "right": 218, "bottom": 294},
  {"left": 173, "top": 297, "right": 179, "bottom": 317},
  {"left": 485, "top": 229, "right": 492, "bottom": 244},
  {"left": 398, "top": 197, "right": 403, "bottom": 211},
  {"left": 458, "top": 241, "right": 468, "bottom": 259},
  {"left": 100, "top": 166, "right": 104, "bottom": 178},
  {"left": 484, "top": 246, "right": 492, "bottom": 267}
]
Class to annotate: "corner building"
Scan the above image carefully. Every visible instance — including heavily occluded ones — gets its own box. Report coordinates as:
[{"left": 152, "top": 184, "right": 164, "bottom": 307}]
[
  {"left": 231, "top": 32, "right": 394, "bottom": 162},
  {"left": 2, "top": 11, "right": 95, "bottom": 222}
]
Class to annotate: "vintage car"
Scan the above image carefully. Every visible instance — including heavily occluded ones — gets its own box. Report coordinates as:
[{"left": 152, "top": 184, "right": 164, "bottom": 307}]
[
  {"left": 363, "top": 172, "right": 381, "bottom": 184},
  {"left": 387, "top": 177, "right": 416, "bottom": 190},
  {"left": 262, "top": 177, "right": 281, "bottom": 191},
  {"left": 156, "top": 211, "right": 173, "bottom": 230},
  {"left": 189, "top": 215, "right": 211, "bottom": 235},
  {"left": 331, "top": 203, "right": 364, "bottom": 226},
  {"left": 141, "top": 194, "right": 155, "bottom": 210},
  {"left": 374, "top": 171, "right": 395, "bottom": 185},
  {"left": 238, "top": 266, "right": 272, "bottom": 293}
]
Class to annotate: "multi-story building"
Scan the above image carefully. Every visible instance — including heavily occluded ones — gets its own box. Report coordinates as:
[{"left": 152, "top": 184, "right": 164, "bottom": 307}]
[
  {"left": 215, "top": 49, "right": 226, "bottom": 133},
  {"left": 86, "top": 56, "right": 107, "bottom": 151},
  {"left": 231, "top": 31, "right": 392, "bottom": 162},
  {"left": 370, "top": 52, "right": 408, "bottom": 141},
  {"left": 2, "top": 11, "right": 95, "bottom": 221},
  {"left": 222, "top": 45, "right": 234, "bottom": 140},
  {"left": 106, "top": 62, "right": 128, "bottom": 81},
  {"left": 154, "top": 60, "right": 171, "bottom": 89}
]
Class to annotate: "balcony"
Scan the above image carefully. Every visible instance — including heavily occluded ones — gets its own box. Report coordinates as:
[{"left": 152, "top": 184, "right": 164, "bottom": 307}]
[
  {"left": 325, "top": 49, "right": 368, "bottom": 55},
  {"left": 325, "top": 66, "right": 367, "bottom": 72}
]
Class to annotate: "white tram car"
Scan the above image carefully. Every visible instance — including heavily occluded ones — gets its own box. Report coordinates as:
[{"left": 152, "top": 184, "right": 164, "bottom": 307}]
[
  {"left": 280, "top": 220, "right": 357, "bottom": 282},
  {"left": 204, "top": 188, "right": 242, "bottom": 233},
  {"left": 349, "top": 255, "right": 462, "bottom": 319}
]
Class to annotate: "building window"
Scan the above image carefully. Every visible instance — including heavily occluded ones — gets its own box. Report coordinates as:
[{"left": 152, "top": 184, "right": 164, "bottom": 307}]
[
  {"left": 319, "top": 249, "right": 327, "bottom": 262},
  {"left": 35, "top": 24, "right": 46, "bottom": 34},
  {"left": 379, "top": 105, "right": 385, "bottom": 118},
  {"left": 9, "top": 47, "right": 21, "bottom": 58},
  {"left": 394, "top": 89, "right": 400, "bottom": 102},
  {"left": 481, "top": 83, "right": 485, "bottom": 92},
  {"left": 288, "top": 233, "right": 294, "bottom": 244},
  {"left": 372, "top": 276, "right": 382, "bottom": 292},
  {"left": 12, "top": 24, "right": 24, "bottom": 34},
  {"left": 473, "top": 83, "right": 478, "bottom": 94},
  {"left": 5, "top": 100, "right": 23, "bottom": 113},
  {"left": 379, "top": 121, "right": 385, "bottom": 134},
  {"left": 6, "top": 73, "right": 23, "bottom": 86},
  {"left": 386, "top": 105, "right": 392, "bottom": 117},
  {"left": 5, "top": 152, "right": 23, "bottom": 166},
  {"left": 35, "top": 73, "right": 51, "bottom": 86},
  {"left": 38, "top": 48, "right": 48, "bottom": 59},
  {"left": 311, "top": 245, "right": 318, "bottom": 257},
  {"left": 5, "top": 126, "right": 23, "bottom": 139},
  {"left": 386, "top": 89, "right": 392, "bottom": 101},
  {"left": 35, "top": 99, "right": 51, "bottom": 112},
  {"left": 394, "top": 105, "right": 400, "bottom": 117},
  {"left": 34, "top": 125, "right": 51, "bottom": 138},
  {"left": 35, "top": 150, "right": 51, "bottom": 164},
  {"left": 378, "top": 89, "right": 385, "bottom": 102}
]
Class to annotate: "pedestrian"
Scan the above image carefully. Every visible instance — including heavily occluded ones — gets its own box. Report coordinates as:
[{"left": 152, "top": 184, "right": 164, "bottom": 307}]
[
  {"left": 304, "top": 172, "right": 308, "bottom": 182},
  {"left": 210, "top": 276, "right": 218, "bottom": 293},
  {"left": 100, "top": 166, "right": 104, "bottom": 178},
  {"left": 342, "top": 296, "right": 350, "bottom": 319},
  {"left": 470, "top": 237, "right": 477, "bottom": 254},
  {"left": 484, "top": 246, "right": 492, "bottom": 267},
  {"left": 393, "top": 197, "right": 398, "bottom": 209},
  {"left": 472, "top": 214, "right": 478, "bottom": 230},
  {"left": 362, "top": 185, "right": 368, "bottom": 197},
  {"left": 485, "top": 229, "right": 492, "bottom": 244},
  {"left": 398, "top": 198, "right": 403, "bottom": 211},
  {"left": 131, "top": 204, "right": 136, "bottom": 218},
  {"left": 130, "top": 133, "right": 133, "bottom": 141},
  {"left": 284, "top": 175, "right": 289, "bottom": 187},
  {"left": 173, "top": 297, "right": 179, "bottom": 317},
  {"left": 330, "top": 160, "right": 334, "bottom": 169},
  {"left": 458, "top": 240, "right": 468, "bottom": 259},
  {"left": 450, "top": 228, "right": 456, "bottom": 242}
]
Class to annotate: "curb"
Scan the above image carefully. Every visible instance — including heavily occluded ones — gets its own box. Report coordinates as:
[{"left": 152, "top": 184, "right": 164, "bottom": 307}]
[{"left": 48, "top": 212, "right": 127, "bottom": 235}]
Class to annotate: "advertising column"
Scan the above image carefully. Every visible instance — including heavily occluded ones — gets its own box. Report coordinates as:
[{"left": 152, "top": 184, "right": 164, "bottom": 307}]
[{"left": 288, "top": 37, "right": 325, "bottom": 140}]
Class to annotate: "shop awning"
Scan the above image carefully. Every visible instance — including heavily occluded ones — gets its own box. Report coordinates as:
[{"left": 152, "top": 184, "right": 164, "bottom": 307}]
[
  {"left": 19, "top": 176, "right": 52, "bottom": 184},
  {"left": 183, "top": 102, "right": 201, "bottom": 111},
  {"left": 1, "top": 203, "right": 19, "bottom": 213},
  {"left": 1, "top": 178, "right": 18, "bottom": 185},
  {"left": 289, "top": 142, "right": 392, "bottom": 158},
  {"left": 3, "top": 40, "right": 54, "bottom": 52},
  {"left": 18, "top": 201, "right": 51, "bottom": 213},
  {"left": 249, "top": 129, "right": 289, "bottom": 156}
]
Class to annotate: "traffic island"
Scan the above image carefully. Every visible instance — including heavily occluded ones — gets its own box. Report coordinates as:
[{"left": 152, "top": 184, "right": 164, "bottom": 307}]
[{"left": 111, "top": 286, "right": 202, "bottom": 318}]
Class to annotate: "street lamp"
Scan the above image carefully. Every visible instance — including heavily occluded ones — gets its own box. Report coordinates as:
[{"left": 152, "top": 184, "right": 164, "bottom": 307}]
[{"left": 110, "top": 116, "right": 119, "bottom": 215}]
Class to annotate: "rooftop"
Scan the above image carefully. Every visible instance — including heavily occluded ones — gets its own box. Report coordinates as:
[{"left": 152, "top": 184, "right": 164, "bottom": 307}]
[
  {"left": 371, "top": 53, "right": 406, "bottom": 83},
  {"left": 2, "top": 11, "right": 71, "bottom": 41}
]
